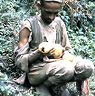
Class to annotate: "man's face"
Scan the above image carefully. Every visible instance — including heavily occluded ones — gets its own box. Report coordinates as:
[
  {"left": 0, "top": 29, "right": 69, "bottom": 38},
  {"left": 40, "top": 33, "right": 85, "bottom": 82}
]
[{"left": 40, "top": 2, "right": 62, "bottom": 24}]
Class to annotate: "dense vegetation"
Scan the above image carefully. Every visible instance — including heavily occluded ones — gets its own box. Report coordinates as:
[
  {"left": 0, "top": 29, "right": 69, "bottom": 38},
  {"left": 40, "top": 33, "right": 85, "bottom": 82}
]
[{"left": 0, "top": 0, "right": 95, "bottom": 96}]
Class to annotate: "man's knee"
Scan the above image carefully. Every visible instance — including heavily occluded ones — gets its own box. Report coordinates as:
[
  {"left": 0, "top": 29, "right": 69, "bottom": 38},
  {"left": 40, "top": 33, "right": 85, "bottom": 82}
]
[
  {"left": 83, "top": 59, "right": 94, "bottom": 78},
  {"left": 75, "top": 59, "right": 94, "bottom": 79}
]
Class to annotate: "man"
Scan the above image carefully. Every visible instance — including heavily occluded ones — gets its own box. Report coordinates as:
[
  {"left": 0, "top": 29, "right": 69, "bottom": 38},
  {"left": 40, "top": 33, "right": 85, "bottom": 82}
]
[{"left": 14, "top": 0, "right": 94, "bottom": 96}]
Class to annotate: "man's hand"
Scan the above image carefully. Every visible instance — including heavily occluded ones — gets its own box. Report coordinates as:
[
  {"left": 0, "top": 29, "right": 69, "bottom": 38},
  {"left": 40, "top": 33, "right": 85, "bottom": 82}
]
[{"left": 49, "top": 44, "right": 65, "bottom": 59}]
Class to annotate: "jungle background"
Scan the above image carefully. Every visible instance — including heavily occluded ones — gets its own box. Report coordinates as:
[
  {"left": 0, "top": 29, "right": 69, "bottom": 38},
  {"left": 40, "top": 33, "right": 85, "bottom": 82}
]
[{"left": 0, "top": 0, "right": 95, "bottom": 96}]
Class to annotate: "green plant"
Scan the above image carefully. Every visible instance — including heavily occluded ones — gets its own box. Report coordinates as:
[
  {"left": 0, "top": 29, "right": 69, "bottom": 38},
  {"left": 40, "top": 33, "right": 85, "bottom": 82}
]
[{"left": 0, "top": 0, "right": 95, "bottom": 96}]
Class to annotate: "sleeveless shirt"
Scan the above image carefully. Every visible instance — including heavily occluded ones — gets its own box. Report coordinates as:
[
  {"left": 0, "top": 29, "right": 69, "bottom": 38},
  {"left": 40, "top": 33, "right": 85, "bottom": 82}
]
[{"left": 21, "top": 14, "right": 71, "bottom": 50}]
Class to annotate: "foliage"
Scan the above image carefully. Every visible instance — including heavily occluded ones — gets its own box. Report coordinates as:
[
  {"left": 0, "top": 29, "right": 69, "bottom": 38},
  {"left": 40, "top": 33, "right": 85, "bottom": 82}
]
[
  {"left": 60, "top": 0, "right": 95, "bottom": 61},
  {"left": 0, "top": 72, "right": 39, "bottom": 96},
  {"left": 0, "top": 0, "right": 95, "bottom": 96},
  {"left": 0, "top": 0, "right": 31, "bottom": 57}
]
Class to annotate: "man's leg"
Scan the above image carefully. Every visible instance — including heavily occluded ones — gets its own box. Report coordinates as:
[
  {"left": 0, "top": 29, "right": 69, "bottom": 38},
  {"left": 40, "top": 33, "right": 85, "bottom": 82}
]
[
  {"left": 36, "top": 85, "right": 52, "bottom": 96},
  {"left": 28, "top": 60, "right": 75, "bottom": 96},
  {"left": 28, "top": 60, "right": 75, "bottom": 86},
  {"left": 44, "top": 60, "right": 75, "bottom": 86},
  {"left": 71, "top": 58, "right": 94, "bottom": 96},
  {"left": 48, "top": 84, "right": 71, "bottom": 96},
  {"left": 74, "top": 58, "right": 94, "bottom": 80},
  {"left": 43, "top": 60, "right": 75, "bottom": 96}
]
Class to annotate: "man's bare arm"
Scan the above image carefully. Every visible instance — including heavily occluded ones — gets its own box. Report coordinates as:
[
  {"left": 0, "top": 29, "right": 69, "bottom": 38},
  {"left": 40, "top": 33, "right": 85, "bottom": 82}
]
[{"left": 18, "top": 28, "right": 30, "bottom": 48}]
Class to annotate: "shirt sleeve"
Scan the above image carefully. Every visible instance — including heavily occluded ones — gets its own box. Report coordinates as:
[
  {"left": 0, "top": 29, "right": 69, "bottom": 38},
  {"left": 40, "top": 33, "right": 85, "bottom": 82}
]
[
  {"left": 14, "top": 43, "right": 30, "bottom": 72},
  {"left": 20, "top": 20, "right": 32, "bottom": 32}
]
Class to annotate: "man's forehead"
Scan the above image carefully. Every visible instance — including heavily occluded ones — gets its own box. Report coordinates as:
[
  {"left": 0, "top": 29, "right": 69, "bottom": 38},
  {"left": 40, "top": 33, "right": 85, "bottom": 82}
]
[{"left": 44, "top": 0, "right": 64, "bottom": 3}]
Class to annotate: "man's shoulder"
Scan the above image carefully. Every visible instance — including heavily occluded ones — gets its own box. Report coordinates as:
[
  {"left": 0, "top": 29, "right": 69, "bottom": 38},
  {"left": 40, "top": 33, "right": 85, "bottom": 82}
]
[
  {"left": 26, "top": 16, "right": 37, "bottom": 23},
  {"left": 23, "top": 15, "right": 40, "bottom": 27}
]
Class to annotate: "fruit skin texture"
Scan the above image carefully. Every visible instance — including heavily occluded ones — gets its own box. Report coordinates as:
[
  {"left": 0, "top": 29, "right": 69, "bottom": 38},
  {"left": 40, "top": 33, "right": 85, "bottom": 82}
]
[
  {"left": 38, "top": 42, "right": 64, "bottom": 59},
  {"left": 51, "top": 44, "right": 64, "bottom": 59}
]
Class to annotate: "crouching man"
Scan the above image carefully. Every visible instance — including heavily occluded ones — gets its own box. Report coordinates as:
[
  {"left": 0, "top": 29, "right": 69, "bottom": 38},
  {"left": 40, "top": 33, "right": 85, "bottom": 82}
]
[{"left": 14, "top": 0, "right": 94, "bottom": 95}]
